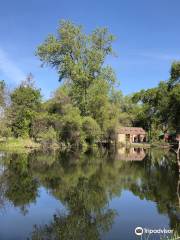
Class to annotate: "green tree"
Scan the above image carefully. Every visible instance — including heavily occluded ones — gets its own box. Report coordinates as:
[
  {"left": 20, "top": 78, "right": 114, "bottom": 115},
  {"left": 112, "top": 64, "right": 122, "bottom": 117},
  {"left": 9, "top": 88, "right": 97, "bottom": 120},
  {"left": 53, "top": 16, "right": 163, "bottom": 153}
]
[
  {"left": 38, "top": 126, "right": 58, "bottom": 148},
  {"left": 132, "top": 88, "right": 157, "bottom": 139},
  {"left": 168, "top": 61, "right": 180, "bottom": 131},
  {"left": 31, "top": 112, "right": 50, "bottom": 141},
  {"left": 168, "top": 84, "right": 180, "bottom": 130},
  {"left": 168, "top": 61, "right": 180, "bottom": 88},
  {"left": 3, "top": 153, "right": 38, "bottom": 215},
  {"left": 36, "top": 20, "right": 116, "bottom": 116},
  {"left": 82, "top": 116, "right": 101, "bottom": 144},
  {"left": 59, "top": 105, "right": 83, "bottom": 147},
  {"left": 9, "top": 75, "right": 41, "bottom": 138},
  {"left": 132, "top": 61, "right": 180, "bottom": 139}
]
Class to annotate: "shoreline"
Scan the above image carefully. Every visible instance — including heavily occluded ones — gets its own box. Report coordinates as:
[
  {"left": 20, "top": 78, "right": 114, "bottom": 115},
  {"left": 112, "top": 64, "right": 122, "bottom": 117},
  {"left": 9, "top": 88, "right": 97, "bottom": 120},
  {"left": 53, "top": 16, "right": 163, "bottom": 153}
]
[
  {"left": 0, "top": 138, "right": 175, "bottom": 153},
  {"left": 0, "top": 138, "right": 41, "bottom": 153}
]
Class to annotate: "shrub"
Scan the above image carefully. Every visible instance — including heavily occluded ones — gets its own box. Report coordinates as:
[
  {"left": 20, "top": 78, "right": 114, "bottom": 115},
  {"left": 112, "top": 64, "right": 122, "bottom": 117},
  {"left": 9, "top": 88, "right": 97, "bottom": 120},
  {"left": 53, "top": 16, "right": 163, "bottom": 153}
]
[
  {"left": 38, "top": 127, "right": 58, "bottom": 148},
  {"left": 0, "top": 121, "right": 12, "bottom": 140},
  {"left": 82, "top": 117, "right": 101, "bottom": 144},
  {"left": 59, "top": 106, "right": 83, "bottom": 147}
]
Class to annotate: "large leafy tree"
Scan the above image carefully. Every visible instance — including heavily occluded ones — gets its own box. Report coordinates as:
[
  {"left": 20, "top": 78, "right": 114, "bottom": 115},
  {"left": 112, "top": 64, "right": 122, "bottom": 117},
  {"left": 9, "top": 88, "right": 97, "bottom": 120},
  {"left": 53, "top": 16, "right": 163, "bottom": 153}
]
[
  {"left": 168, "top": 61, "right": 180, "bottom": 131},
  {"left": 132, "top": 61, "right": 180, "bottom": 139},
  {"left": 168, "top": 61, "right": 180, "bottom": 88},
  {"left": 36, "top": 20, "right": 116, "bottom": 116},
  {"left": 8, "top": 75, "right": 41, "bottom": 138}
]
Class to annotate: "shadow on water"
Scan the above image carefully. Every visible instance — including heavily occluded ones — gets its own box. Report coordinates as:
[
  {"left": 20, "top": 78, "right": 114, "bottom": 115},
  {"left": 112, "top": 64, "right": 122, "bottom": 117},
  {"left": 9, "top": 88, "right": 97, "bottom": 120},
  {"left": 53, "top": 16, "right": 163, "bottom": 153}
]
[{"left": 0, "top": 147, "right": 179, "bottom": 239}]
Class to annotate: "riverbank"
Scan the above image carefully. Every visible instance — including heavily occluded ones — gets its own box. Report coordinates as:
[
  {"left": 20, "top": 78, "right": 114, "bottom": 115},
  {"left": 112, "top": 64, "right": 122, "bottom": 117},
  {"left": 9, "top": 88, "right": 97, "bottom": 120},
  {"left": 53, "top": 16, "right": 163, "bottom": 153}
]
[
  {"left": 116, "top": 141, "right": 175, "bottom": 149},
  {"left": 130, "top": 143, "right": 151, "bottom": 148},
  {"left": 0, "top": 138, "right": 41, "bottom": 153},
  {"left": 0, "top": 137, "right": 175, "bottom": 154},
  {"left": 151, "top": 141, "right": 172, "bottom": 149},
  {"left": 116, "top": 142, "right": 151, "bottom": 149}
]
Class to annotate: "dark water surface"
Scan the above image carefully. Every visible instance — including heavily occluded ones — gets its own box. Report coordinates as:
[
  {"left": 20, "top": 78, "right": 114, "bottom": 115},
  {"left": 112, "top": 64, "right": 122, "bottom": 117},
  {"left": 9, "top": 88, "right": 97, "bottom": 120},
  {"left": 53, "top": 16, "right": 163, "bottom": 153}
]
[{"left": 0, "top": 148, "right": 179, "bottom": 240}]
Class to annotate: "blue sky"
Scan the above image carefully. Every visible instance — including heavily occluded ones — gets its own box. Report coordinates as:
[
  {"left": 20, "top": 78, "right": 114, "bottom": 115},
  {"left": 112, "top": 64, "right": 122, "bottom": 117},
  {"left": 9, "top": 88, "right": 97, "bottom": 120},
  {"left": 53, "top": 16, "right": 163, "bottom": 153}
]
[{"left": 0, "top": 0, "right": 179, "bottom": 99}]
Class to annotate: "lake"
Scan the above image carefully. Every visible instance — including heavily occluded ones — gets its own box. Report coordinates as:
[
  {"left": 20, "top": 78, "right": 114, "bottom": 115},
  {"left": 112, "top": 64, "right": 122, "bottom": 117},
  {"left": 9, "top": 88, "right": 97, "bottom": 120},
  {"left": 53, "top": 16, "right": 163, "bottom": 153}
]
[{"left": 0, "top": 147, "right": 179, "bottom": 240}]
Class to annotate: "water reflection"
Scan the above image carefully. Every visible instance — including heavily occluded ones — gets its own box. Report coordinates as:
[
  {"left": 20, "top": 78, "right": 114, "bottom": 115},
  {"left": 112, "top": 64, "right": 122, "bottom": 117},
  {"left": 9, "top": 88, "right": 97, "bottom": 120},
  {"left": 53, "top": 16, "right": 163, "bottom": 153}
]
[
  {"left": 0, "top": 148, "right": 179, "bottom": 239},
  {"left": 116, "top": 147, "right": 147, "bottom": 161}
]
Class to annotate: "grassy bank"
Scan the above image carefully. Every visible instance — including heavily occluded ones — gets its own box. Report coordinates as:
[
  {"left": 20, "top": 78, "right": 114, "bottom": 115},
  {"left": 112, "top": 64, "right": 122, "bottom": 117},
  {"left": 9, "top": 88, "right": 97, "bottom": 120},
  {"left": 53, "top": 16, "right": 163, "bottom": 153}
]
[
  {"left": 0, "top": 138, "right": 40, "bottom": 152},
  {"left": 151, "top": 141, "right": 172, "bottom": 148},
  {"left": 116, "top": 141, "right": 174, "bottom": 149},
  {"left": 116, "top": 142, "right": 151, "bottom": 148},
  {"left": 0, "top": 137, "right": 173, "bottom": 153},
  {"left": 130, "top": 143, "right": 151, "bottom": 148}
]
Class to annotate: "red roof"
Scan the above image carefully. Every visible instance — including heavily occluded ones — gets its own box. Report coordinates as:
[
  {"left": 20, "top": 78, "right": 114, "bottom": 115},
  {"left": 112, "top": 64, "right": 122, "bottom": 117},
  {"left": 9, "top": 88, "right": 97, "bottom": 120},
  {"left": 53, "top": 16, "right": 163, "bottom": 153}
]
[{"left": 117, "top": 127, "right": 146, "bottom": 135}]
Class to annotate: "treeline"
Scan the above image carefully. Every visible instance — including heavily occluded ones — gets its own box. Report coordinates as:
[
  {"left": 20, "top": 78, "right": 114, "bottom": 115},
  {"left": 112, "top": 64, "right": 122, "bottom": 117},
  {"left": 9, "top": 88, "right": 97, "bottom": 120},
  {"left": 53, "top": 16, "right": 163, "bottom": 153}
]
[
  {"left": 0, "top": 20, "right": 179, "bottom": 148},
  {"left": 0, "top": 74, "right": 136, "bottom": 148},
  {"left": 132, "top": 61, "right": 180, "bottom": 140},
  {"left": 0, "top": 21, "right": 137, "bottom": 148}
]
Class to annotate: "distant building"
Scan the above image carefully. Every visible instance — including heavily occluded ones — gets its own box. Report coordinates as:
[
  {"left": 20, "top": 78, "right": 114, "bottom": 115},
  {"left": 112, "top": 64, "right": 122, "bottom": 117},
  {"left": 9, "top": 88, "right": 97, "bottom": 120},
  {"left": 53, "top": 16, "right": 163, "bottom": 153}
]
[
  {"left": 116, "top": 127, "right": 147, "bottom": 144},
  {"left": 159, "top": 131, "right": 179, "bottom": 144}
]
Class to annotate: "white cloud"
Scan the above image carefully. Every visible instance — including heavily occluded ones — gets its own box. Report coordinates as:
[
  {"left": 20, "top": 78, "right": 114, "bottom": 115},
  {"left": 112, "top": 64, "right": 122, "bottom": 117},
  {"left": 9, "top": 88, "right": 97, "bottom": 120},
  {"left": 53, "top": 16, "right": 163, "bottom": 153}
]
[
  {"left": 137, "top": 52, "right": 180, "bottom": 61},
  {"left": 0, "top": 48, "right": 26, "bottom": 83}
]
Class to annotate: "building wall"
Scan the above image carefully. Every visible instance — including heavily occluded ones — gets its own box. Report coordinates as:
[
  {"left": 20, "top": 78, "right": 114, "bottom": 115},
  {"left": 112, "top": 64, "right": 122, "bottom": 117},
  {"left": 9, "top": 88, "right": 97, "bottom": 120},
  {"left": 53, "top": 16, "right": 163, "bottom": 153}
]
[
  {"left": 117, "top": 131, "right": 147, "bottom": 144},
  {"left": 117, "top": 134, "right": 126, "bottom": 143}
]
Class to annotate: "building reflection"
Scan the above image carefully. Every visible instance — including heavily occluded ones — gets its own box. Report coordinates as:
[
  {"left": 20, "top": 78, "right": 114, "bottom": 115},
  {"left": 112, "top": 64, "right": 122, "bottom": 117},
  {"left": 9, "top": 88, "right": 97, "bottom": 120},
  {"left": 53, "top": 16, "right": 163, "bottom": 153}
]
[{"left": 116, "top": 147, "right": 147, "bottom": 161}]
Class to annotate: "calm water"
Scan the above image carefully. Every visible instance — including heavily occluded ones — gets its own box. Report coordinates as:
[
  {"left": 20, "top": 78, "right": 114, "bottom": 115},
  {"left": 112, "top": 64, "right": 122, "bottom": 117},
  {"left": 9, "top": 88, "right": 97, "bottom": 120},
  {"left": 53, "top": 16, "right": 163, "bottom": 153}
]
[{"left": 0, "top": 147, "right": 179, "bottom": 240}]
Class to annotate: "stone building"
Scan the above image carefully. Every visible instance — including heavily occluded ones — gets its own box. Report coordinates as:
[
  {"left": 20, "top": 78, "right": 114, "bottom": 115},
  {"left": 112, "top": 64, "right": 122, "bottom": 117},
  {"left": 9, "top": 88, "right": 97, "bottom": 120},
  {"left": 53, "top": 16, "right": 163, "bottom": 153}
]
[{"left": 116, "top": 127, "right": 147, "bottom": 144}]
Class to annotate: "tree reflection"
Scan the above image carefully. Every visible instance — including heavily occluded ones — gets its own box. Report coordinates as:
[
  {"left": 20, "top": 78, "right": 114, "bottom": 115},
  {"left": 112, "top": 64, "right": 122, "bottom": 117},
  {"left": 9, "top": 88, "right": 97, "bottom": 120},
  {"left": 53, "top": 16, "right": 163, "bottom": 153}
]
[
  {"left": 0, "top": 147, "right": 179, "bottom": 237},
  {"left": 0, "top": 153, "right": 38, "bottom": 215},
  {"left": 31, "top": 176, "right": 116, "bottom": 240},
  {"left": 127, "top": 149, "right": 180, "bottom": 233}
]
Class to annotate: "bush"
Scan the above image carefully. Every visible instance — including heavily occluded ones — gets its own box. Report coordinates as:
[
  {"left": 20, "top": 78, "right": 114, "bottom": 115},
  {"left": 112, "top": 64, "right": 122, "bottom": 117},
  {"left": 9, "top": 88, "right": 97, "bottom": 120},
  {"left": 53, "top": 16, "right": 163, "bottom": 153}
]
[
  {"left": 1, "top": 127, "right": 12, "bottom": 139},
  {"left": 31, "top": 113, "right": 50, "bottom": 140},
  {"left": 38, "top": 127, "right": 58, "bottom": 148},
  {"left": 82, "top": 117, "right": 101, "bottom": 144},
  {"left": 59, "top": 106, "right": 84, "bottom": 147},
  {"left": 0, "top": 121, "right": 12, "bottom": 140}
]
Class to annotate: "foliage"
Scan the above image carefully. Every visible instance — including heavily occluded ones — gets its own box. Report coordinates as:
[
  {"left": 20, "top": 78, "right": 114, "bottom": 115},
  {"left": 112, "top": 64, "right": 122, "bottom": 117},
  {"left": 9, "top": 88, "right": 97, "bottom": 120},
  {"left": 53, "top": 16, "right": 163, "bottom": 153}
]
[
  {"left": 8, "top": 76, "right": 41, "bottom": 138},
  {"left": 168, "top": 84, "right": 180, "bottom": 130},
  {"left": 36, "top": 20, "right": 116, "bottom": 116},
  {"left": 168, "top": 61, "right": 180, "bottom": 88},
  {"left": 132, "top": 62, "right": 180, "bottom": 139},
  {"left": 85, "top": 78, "right": 112, "bottom": 129},
  {"left": 0, "top": 123, "right": 12, "bottom": 139},
  {"left": 0, "top": 148, "right": 178, "bottom": 238},
  {"left": 0, "top": 80, "right": 5, "bottom": 107},
  {"left": 0, "top": 21, "right": 179, "bottom": 146},
  {"left": 31, "top": 112, "right": 52, "bottom": 140},
  {"left": 59, "top": 111, "right": 84, "bottom": 147},
  {"left": 38, "top": 126, "right": 58, "bottom": 148},
  {"left": 59, "top": 105, "right": 83, "bottom": 147},
  {"left": 82, "top": 116, "right": 101, "bottom": 144},
  {"left": 46, "top": 85, "right": 72, "bottom": 115},
  {"left": 0, "top": 138, "right": 40, "bottom": 152},
  {"left": 1, "top": 153, "right": 38, "bottom": 215}
]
